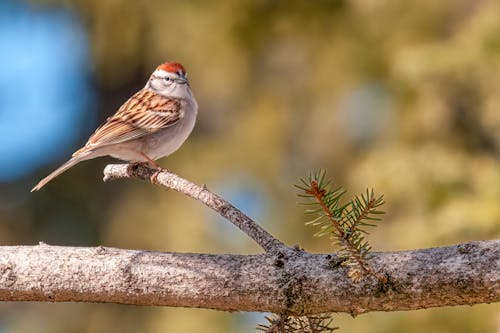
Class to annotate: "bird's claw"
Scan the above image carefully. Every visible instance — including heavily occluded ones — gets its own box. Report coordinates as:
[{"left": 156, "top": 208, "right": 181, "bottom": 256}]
[{"left": 150, "top": 167, "right": 167, "bottom": 185}]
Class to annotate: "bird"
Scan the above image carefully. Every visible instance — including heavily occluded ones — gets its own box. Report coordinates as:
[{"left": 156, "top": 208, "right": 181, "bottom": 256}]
[{"left": 31, "top": 61, "right": 198, "bottom": 192}]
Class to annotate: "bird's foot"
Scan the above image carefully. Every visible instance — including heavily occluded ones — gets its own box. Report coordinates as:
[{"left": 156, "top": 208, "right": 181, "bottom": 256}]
[
  {"left": 150, "top": 167, "right": 168, "bottom": 185},
  {"left": 127, "top": 162, "right": 146, "bottom": 175}
]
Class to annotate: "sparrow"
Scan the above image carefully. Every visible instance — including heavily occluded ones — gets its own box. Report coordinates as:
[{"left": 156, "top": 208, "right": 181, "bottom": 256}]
[{"left": 31, "top": 61, "right": 198, "bottom": 192}]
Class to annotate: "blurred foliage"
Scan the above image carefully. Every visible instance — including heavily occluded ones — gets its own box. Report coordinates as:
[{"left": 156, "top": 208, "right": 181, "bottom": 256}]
[{"left": 0, "top": 0, "right": 499, "bottom": 332}]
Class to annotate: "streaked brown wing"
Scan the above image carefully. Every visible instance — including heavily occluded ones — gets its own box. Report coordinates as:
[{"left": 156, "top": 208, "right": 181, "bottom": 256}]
[{"left": 78, "top": 90, "right": 182, "bottom": 152}]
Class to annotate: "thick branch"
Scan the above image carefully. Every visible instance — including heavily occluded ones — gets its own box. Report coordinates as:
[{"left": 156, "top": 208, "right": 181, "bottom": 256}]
[
  {"left": 103, "top": 164, "right": 286, "bottom": 253},
  {"left": 0, "top": 241, "right": 498, "bottom": 314}
]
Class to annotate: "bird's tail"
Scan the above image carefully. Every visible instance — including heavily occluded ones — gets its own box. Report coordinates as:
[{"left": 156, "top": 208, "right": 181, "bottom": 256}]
[{"left": 31, "top": 154, "right": 88, "bottom": 192}]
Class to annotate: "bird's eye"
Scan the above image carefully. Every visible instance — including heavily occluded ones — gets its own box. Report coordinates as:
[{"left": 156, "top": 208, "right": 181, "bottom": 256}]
[{"left": 164, "top": 77, "right": 171, "bottom": 81}]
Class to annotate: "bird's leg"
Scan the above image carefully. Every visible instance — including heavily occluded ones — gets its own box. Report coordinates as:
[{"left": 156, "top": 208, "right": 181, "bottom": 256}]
[
  {"left": 138, "top": 152, "right": 161, "bottom": 169},
  {"left": 139, "top": 152, "right": 166, "bottom": 185}
]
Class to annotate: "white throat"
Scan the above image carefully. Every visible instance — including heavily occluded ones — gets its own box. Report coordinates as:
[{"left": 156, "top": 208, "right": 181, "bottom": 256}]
[{"left": 148, "top": 81, "right": 193, "bottom": 99}]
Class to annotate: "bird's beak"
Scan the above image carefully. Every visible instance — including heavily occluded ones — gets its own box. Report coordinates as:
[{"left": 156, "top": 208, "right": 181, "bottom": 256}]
[{"left": 175, "top": 77, "right": 188, "bottom": 85}]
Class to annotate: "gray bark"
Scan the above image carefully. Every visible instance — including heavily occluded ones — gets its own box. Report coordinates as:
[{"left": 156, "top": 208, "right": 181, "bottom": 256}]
[{"left": 0, "top": 241, "right": 498, "bottom": 314}]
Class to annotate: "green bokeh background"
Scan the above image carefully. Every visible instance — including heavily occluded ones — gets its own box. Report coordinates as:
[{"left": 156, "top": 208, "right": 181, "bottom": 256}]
[{"left": 3, "top": 0, "right": 500, "bottom": 331}]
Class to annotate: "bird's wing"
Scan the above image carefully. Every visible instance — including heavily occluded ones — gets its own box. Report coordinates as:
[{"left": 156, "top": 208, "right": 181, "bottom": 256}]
[{"left": 75, "top": 90, "right": 182, "bottom": 155}]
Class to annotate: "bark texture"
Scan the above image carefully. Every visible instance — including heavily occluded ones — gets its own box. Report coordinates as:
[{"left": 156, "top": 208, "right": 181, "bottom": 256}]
[{"left": 0, "top": 241, "right": 498, "bottom": 314}]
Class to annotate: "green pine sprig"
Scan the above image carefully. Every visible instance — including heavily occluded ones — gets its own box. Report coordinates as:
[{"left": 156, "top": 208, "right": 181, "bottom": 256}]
[
  {"left": 257, "top": 313, "right": 338, "bottom": 333},
  {"left": 295, "top": 170, "right": 386, "bottom": 282}
]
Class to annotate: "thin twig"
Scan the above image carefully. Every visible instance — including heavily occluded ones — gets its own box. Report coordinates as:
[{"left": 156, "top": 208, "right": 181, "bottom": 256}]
[{"left": 103, "top": 163, "right": 288, "bottom": 253}]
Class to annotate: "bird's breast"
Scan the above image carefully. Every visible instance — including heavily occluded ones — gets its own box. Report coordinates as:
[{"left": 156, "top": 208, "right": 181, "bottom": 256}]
[{"left": 145, "top": 99, "right": 197, "bottom": 160}]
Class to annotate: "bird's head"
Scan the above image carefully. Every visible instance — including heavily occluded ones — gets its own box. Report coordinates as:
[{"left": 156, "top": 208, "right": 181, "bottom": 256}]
[{"left": 148, "top": 62, "right": 191, "bottom": 97}]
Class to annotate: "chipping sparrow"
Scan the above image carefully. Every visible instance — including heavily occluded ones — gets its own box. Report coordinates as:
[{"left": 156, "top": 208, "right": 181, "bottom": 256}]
[{"left": 31, "top": 62, "right": 198, "bottom": 192}]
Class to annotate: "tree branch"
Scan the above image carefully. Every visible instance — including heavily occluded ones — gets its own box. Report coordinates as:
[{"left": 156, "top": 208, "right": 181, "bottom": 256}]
[
  {"left": 103, "top": 164, "right": 287, "bottom": 253},
  {"left": 0, "top": 241, "right": 498, "bottom": 314},
  {"left": 15, "top": 164, "right": 495, "bottom": 315}
]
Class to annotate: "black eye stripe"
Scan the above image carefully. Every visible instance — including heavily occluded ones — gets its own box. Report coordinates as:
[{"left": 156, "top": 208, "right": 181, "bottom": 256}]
[{"left": 151, "top": 74, "right": 179, "bottom": 82}]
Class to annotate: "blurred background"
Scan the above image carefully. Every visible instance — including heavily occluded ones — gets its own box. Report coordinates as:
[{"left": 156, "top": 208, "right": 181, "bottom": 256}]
[{"left": 0, "top": 0, "right": 499, "bottom": 331}]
